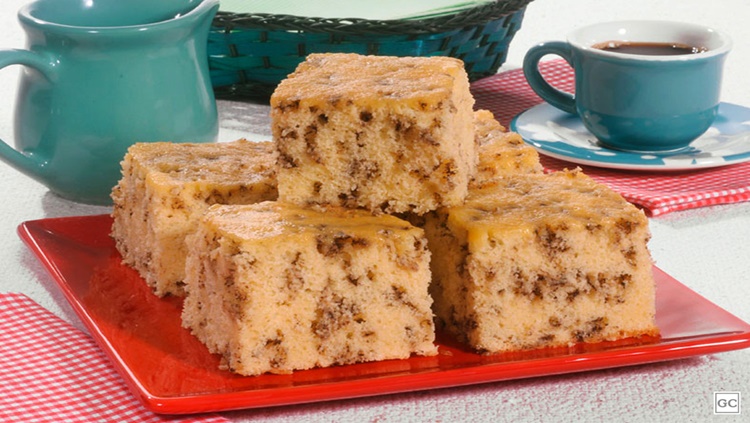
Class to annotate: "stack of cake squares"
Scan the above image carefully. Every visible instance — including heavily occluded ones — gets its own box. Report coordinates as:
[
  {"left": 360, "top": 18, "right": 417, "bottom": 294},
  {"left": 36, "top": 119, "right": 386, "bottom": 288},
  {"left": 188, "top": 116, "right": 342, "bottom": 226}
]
[{"left": 111, "top": 53, "right": 658, "bottom": 376}]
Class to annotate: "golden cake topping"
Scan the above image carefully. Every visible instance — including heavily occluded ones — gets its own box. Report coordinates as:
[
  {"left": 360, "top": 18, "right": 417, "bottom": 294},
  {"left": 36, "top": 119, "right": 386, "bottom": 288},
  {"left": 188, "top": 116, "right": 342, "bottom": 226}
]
[
  {"left": 271, "top": 53, "right": 468, "bottom": 109},
  {"left": 202, "top": 202, "right": 419, "bottom": 242}
]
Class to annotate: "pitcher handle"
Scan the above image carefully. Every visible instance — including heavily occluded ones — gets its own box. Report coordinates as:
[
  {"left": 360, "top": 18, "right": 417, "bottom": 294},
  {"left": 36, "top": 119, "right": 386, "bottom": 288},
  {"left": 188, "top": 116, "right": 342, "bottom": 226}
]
[
  {"left": 0, "top": 49, "right": 55, "bottom": 180},
  {"left": 522, "top": 41, "right": 577, "bottom": 115}
]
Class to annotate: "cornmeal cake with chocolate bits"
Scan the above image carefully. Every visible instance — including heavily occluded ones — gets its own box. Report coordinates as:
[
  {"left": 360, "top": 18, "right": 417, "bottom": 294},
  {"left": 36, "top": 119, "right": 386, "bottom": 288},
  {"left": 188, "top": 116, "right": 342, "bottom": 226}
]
[
  {"left": 422, "top": 169, "right": 658, "bottom": 353},
  {"left": 471, "top": 109, "right": 543, "bottom": 188},
  {"left": 181, "top": 202, "right": 437, "bottom": 376},
  {"left": 270, "top": 53, "right": 476, "bottom": 215},
  {"left": 111, "top": 139, "right": 277, "bottom": 297}
]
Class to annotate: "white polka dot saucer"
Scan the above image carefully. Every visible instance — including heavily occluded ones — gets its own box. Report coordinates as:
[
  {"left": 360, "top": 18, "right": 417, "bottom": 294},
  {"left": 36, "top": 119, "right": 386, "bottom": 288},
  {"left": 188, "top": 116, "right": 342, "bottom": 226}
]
[{"left": 511, "top": 102, "right": 750, "bottom": 171}]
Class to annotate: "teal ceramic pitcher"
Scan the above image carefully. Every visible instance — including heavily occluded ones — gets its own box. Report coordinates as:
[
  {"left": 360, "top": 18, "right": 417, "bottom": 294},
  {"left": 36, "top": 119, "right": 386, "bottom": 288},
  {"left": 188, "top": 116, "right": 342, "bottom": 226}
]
[{"left": 0, "top": 0, "right": 220, "bottom": 205}]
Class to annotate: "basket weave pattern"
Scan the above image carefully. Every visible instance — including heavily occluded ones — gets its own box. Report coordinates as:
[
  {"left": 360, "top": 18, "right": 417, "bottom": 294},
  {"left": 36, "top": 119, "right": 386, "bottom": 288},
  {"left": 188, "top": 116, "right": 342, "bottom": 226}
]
[{"left": 208, "top": 0, "right": 533, "bottom": 99}]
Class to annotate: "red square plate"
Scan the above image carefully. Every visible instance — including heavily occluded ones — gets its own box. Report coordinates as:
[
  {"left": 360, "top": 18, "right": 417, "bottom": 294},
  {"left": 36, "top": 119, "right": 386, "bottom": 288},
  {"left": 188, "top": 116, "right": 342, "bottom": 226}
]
[{"left": 18, "top": 215, "right": 750, "bottom": 415}]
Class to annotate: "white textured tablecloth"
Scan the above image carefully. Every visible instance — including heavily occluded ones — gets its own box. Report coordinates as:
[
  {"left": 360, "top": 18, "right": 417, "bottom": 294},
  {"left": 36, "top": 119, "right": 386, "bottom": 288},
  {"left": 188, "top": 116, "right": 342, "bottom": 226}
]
[{"left": 1, "top": 0, "right": 749, "bottom": 421}]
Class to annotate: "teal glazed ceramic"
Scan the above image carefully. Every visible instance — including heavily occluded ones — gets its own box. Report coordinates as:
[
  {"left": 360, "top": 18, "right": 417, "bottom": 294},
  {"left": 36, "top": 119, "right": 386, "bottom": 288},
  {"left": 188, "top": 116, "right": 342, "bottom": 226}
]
[
  {"left": 0, "top": 0, "right": 220, "bottom": 205},
  {"left": 523, "top": 21, "right": 732, "bottom": 152}
]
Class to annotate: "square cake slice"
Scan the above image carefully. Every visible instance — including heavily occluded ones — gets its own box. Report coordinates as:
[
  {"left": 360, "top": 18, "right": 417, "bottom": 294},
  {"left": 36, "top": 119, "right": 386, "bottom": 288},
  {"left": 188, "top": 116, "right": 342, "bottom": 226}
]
[
  {"left": 471, "top": 109, "right": 543, "bottom": 189},
  {"left": 270, "top": 53, "right": 476, "bottom": 215},
  {"left": 422, "top": 169, "right": 658, "bottom": 353},
  {"left": 111, "top": 139, "right": 277, "bottom": 297},
  {"left": 181, "top": 202, "right": 437, "bottom": 376}
]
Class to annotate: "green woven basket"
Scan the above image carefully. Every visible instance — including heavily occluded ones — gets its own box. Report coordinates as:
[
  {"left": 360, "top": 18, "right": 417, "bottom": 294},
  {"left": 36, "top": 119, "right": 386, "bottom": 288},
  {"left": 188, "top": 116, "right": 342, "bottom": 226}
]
[{"left": 208, "top": 0, "right": 533, "bottom": 100}]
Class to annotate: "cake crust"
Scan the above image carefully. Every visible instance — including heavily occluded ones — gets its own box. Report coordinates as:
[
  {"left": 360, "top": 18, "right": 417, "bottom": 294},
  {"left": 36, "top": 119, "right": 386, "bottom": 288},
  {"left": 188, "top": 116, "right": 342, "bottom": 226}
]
[
  {"left": 423, "top": 169, "right": 659, "bottom": 353},
  {"left": 471, "top": 109, "right": 543, "bottom": 188},
  {"left": 111, "top": 139, "right": 277, "bottom": 297},
  {"left": 271, "top": 53, "right": 476, "bottom": 215},
  {"left": 182, "top": 202, "right": 438, "bottom": 376}
]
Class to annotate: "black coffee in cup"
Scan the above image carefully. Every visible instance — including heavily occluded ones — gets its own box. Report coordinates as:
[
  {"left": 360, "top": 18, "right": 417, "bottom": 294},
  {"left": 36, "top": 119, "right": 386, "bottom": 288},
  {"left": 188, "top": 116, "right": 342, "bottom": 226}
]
[{"left": 593, "top": 41, "right": 708, "bottom": 55}]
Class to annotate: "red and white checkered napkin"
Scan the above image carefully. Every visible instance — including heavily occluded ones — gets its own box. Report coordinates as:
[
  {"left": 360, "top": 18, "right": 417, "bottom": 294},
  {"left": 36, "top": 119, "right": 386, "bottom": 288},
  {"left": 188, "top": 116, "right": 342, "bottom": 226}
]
[
  {"left": 0, "top": 293, "right": 228, "bottom": 422},
  {"left": 470, "top": 60, "right": 750, "bottom": 216}
]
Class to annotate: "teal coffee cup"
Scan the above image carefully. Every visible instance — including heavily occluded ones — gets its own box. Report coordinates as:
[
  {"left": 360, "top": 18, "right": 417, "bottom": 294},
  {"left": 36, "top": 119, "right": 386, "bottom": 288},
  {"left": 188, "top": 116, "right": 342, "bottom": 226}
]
[
  {"left": 523, "top": 21, "right": 732, "bottom": 152},
  {"left": 0, "top": 0, "right": 220, "bottom": 205}
]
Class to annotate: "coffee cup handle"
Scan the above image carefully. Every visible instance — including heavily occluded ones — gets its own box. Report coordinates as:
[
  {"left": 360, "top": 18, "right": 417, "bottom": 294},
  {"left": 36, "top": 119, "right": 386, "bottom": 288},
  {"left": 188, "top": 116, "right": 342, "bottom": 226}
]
[
  {"left": 0, "top": 49, "right": 56, "bottom": 180},
  {"left": 523, "top": 41, "right": 577, "bottom": 115}
]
